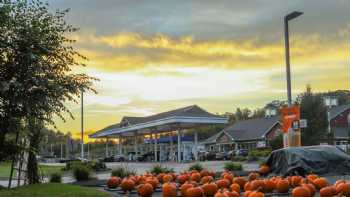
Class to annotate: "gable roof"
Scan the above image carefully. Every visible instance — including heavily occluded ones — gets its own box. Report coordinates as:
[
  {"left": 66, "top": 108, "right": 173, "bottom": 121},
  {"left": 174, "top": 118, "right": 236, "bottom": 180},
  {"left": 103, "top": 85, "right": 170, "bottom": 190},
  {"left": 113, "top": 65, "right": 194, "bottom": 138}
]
[
  {"left": 202, "top": 116, "right": 280, "bottom": 144},
  {"left": 329, "top": 104, "right": 350, "bottom": 120}
]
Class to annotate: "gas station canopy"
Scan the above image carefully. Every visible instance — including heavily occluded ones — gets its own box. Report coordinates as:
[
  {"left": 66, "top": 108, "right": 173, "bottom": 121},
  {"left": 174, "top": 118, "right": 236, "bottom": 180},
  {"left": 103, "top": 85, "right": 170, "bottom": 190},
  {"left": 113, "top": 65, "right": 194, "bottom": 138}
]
[{"left": 89, "top": 105, "right": 228, "bottom": 138}]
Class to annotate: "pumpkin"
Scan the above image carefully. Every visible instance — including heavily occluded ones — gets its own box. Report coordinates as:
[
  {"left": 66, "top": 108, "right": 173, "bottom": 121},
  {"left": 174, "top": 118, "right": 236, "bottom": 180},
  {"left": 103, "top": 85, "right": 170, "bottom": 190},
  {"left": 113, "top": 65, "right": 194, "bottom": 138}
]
[
  {"left": 251, "top": 180, "right": 265, "bottom": 191},
  {"left": 259, "top": 165, "right": 270, "bottom": 175},
  {"left": 320, "top": 186, "right": 337, "bottom": 197},
  {"left": 158, "top": 173, "right": 165, "bottom": 182},
  {"left": 214, "top": 191, "right": 228, "bottom": 197},
  {"left": 187, "top": 187, "right": 205, "bottom": 197},
  {"left": 137, "top": 183, "right": 154, "bottom": 197},
  {"left": 301, "top": 183, "right": 316, "bottom": 197},
  {"left": 162, "top": 182, "right": 177, "bottom": 197},
  {"left": 306, "top": 174, "right": 318, "bottom": 182},
  {"left": 230, "top": 183, "right": 240, "bottom": 193},
  {"left": 223, "top": 173, "right": 234, "bottom": 184},
  {"left": 292, "top": 186, "right": 311, "bottom": 197},
  {"left": 291, "top": 176, "right": 303, "bottom": 187},
  {"left": 244, "top": 182, "right": 253, "bottom": 191},
  {"left": 264, "top": 179, "right": 275, "bottom": 193},
  {"left": 224, "top": 190, "right": 239, "bottom": 197},
  {"left": 201, "top": 170, "right": 210, "bottom": 177},
  {"left": 233, "top": 177, "right": 247, "bottom": 189},
  {"left": 276, "top": 179, "right": 290, "bottom": 193},
  {"left": 248, "top": 191, "right": 265, "bottom": 197},
  {"left": 181, "top": 182, "right": 194, "bottom": 197},
  {"left": 121, "top": 179, "right": 135, "bottom": 192},
  {"left": 248, "top": 172, "right": 260, "bottom": 181},
  {"left": 178, "top": 174, "right": 190, "bottom": 185},
  {"left": 313, "top": 177, "right": 329, "bottom": 189},
  {"left": 146, "top": 177, "right": 159, "bottom": 190},
  {"left": 191, "top": 172, "right": 202, "bottom": 182},
  {"left": 107, "top": 176, "right": 121, "bottom": 188},
  {"left": 244, "top": 191, "right": 252, "bottom": 197},
  {"left": 202, "top": 183, "right": 218, "bottom": 197},
  {"left": 216, "top": 179, "right": 230, "bottom": 189},
  {"left": 201, "top": 176, "right": 214, "bottom": 184},
  {"left": 335, "top": 182, "right": 350, "bottom": 196},
  {"left": 163, "top": 174, "right": 173, "bottom": 183}
]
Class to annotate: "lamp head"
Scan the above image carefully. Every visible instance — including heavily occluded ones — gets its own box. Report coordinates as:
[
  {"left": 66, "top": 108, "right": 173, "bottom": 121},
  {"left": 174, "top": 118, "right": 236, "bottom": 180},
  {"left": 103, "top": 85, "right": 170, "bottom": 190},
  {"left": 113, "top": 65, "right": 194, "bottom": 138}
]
[{"left": 285, "top": 11, "right": 303, "bottom": 21}]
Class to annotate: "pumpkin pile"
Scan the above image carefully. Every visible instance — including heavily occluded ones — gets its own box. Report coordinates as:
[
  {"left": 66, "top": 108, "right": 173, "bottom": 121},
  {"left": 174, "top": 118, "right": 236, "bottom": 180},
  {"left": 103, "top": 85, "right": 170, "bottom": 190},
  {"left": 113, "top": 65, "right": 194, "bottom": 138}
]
[{"left": 105, "top": 167, "right": 350, "bottom": 197}]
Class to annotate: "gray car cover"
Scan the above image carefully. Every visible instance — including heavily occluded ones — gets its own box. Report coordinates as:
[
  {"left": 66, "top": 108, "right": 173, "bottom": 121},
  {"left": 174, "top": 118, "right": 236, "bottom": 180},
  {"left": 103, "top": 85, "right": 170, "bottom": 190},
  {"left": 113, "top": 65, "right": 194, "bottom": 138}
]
[{"left": 266, "top": 145, "right": 350, "bottom": 176}]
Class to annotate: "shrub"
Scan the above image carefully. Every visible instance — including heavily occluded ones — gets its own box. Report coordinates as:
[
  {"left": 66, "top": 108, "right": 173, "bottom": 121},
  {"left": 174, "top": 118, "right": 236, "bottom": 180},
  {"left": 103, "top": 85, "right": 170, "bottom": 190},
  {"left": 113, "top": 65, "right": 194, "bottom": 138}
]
[
  {"left": 224, "top": 162, "right": 243, "bottom": 171},
  {"left": 49, "top": 172, "right": 62, "bottom": 183},
  {"left": 247, "top": 155, "right": 259, "bottom": 162},
  {"left": 233, "top": 156, "right": 247, "bottom": 161},
  {"left": 89, "top": 160, "right": 107, "bottom": 171},
  {"left": 249, "top": 149, "right": 272, "bottom": 158},
  {"left": 111, "top": 165, "right": 136, "bottom": 178},
  {"left": 73, "top": 165, "right": 91, "bottom": 181},
  {"left": 188, "top": 163, "right": 204, "bottom": 171},
  {"left": 149, "top": 164, "right": 174, "bottom": 175}
]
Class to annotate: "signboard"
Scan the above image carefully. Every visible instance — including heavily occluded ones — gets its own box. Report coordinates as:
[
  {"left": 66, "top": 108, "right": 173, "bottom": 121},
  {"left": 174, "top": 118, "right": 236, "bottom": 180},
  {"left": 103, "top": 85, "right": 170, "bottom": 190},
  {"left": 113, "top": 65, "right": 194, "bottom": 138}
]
[
  {"left": 257, "top": 141, "right": 266, "bottom": 148},
  {"left": 300, "top": 119, "right": 307, "bottom": 128},
  {"left": 281, "top": 105, "right": 300, "bottom": 133}
]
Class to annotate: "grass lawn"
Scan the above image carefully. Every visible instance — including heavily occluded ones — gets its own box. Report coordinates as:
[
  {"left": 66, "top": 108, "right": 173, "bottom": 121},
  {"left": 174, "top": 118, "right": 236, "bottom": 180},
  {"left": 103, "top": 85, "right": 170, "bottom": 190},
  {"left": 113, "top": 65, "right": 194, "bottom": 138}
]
[
  {"left": 0, "top": 183, "right": 109, "bottom": 197},
  {"left": 0, "top": 162, "right": 64, "bottom": 179}
]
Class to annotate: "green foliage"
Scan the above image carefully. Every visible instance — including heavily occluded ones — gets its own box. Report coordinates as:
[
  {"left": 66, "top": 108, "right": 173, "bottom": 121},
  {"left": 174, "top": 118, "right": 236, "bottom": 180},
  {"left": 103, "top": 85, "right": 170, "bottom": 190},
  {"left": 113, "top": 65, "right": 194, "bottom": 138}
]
[
  {"left": 247, "top": 155, "right": 259, "bottom": 162},
  {"left": 49, "top": 172, "right": 62, "bottom": 183},
  {"left": 148, "top": 164, "right": 174, "bottom": 175},
  {"left": 188, "top": 163, "right": 204, "bottom": 171},
  {"left": 64, "top": 160, "right": 106, "bottom": 172},
  {"left": 233, "top": 156, "right": 247, "bottom": 161},
  {"left": 224, "top": 162, "right": 243, "bottom": 171},
  {"left": 72, "top": 165, "right": 91, "bottom": 181},
  {"left": 0, "top": 183, "right": 109, "bottom": 197},
  {"left": 298, "top": 85, "right": 328, "bottom": 145},
  {"left": 249, "top": 149, "right": 272, "bottom": 157},
  {"left": 111, "top": 165, "right": 136, "bottom": 178}
]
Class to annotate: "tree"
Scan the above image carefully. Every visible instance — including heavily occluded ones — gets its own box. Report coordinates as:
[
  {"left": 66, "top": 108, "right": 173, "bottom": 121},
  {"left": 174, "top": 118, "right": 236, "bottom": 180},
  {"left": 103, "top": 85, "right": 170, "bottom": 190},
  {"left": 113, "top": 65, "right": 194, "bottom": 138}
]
[
  {"left": 298, "top": 85, "right": 328, "bottom": 146},
  {"left": 0, "top": 0, "right": 96, "bottom": 183}
]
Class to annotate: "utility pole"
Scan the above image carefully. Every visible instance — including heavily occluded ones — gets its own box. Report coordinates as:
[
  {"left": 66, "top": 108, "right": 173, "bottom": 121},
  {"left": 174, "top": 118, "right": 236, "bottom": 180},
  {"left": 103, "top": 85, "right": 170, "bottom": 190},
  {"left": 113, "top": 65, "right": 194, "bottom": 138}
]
[{"left": 81, "top": 89, "right": 84, "bottom": 160}]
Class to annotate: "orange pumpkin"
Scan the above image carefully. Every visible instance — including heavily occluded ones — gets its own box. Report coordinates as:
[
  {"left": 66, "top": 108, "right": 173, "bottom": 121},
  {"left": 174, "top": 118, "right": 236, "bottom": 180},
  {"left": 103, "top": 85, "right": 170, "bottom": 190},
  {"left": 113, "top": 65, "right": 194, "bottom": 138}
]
[
  {"left": 216, "top": 179, "right": 230, "bottom": 189},
  {"left": 121, "top": 179, "right": 135, "bottom": 192},
  {"left": 313, "top": 177, "right": 329, "bottom": 189},
  {"left": 244, "top": 191, "right": 251, "bottom": 197},
  {"left": 248, "top": 191, "right": 265, "bottom": 197},
  {"left": 291, "top": 176, "right": 303, "bottom": 187},
  {"left": 248, "top": 172, "right": 260, "bottom": 181},
  {"left": 264, "top": 179, "right": 275, "bottom": 193},
  {"left": 230, "top": 183, "right": 240, "bottom": 193},
  {"left": 201, "top": 176, "right": 214, "bottom": 184},
  {"left": 224, "top": 190, "right": 239, "bottom": 197},
  {"left": 162, "top": 182, "right": 177, "bottom": 197},
  {"left": 181, "top": 182, "right": 194, "bottom": 197},
  {"left": 137, "top": 183, "right": 154, "bottom": 197},
  {"left": 158, "top": 173, "right": 165, "bottom": 183},
  {"left": 191, "top": 172, "right": 202, "bottom": 183},
  {"left": 301, "top": 183, "right": 316, "bottom": 197},
  {"left": 201, "top": 170, "right": 210, "bottom": 177},
  {"left": 178, "top": 174, "right": 190, "bottom": 185},
  {"left": 214, "top": 190, "right": 228, "bottom": 197},
  {"left": 146, "top": 177, "right": 159, "bottom": 190},
  {"left": 107, "top": 176, "right": 121, "bottom": 188},
  {"left": 259, "top": 165, "right": 270, "bottom": 175},
  {"left": 244, "top": 182, "right": 253, "bottom": 191},
  {"left": 335, "top": 182, "right": 350, "bottom": 196},
  {"left": 202, "top": 182, "right": 218, "bottom": 197},
  {"left": 233, "top": 177, "right": 247, "bottom": 189},
  {"left": 163, "top": 174, "right": 173, "bottom": 183},
  {"left": 306, "top": 174, "right": 318, "bottom": 182},
  {"left": 187, "top": 187, "right": 205, "bottom": 197},
  {"left": 276, "top": 179, "right": 290, "bottom": 193},
  {"left": 320, "top": 186, "right": 337, "bottom": 197},
  {"left": 251, "top": 180, "right": 265, "bottom": 191},
  {"left": 223, "top": 173, "right": 234, "bottom": 184},
  {"left": 292, "top": 186, "right": 311, "bottom": 197}
]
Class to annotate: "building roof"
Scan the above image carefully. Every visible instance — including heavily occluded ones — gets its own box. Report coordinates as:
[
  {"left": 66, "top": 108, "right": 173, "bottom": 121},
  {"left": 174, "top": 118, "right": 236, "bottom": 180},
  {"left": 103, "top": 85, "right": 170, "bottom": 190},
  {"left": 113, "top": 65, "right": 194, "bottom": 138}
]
[
  {"left": 329, "top": 104, "right": 350, "bottom": 120},
  {"left": 334, "top": 127, "right": 350, "bottom": 138},
  {"left": 202, "top": 116, "right": 280, "bottom": 144},
  {"left": 90, "top": 105, "right": 228, "bottom": 138}
]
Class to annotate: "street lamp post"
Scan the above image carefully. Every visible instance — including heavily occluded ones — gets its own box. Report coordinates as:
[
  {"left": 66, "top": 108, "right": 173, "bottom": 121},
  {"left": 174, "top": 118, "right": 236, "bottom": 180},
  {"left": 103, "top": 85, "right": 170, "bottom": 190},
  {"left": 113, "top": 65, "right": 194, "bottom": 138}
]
[
  {"left": 81, "top": 89, "right": 84, "bottom": 160},
  {"left": 284, "top": 11, "right": 303, "bottom": 147}
]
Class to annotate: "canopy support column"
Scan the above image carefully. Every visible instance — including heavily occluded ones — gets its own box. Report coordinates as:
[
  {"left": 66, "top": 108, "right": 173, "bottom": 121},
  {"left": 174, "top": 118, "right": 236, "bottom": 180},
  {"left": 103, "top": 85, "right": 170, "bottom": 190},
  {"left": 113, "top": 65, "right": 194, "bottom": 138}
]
[
  {"left": 177, "top": 130, "right": 182, "bottom": 163},
  {"left": 134, "top": 135, "right": 138, "bottom": 160},
  {"left": 194, "top": 131, "right": 198, "bottom": 161},
  {"left": 170, "top": 132, "right": 174, "bottom": 161},
  {"left": 154, "top": 133, "right": 158, "bottom": 162},
  {"left": 119, "top": 136, "right": 122, "bottom": 155},
  {"left": 105, "top": 137, "right": 109, "bottom": 157}
]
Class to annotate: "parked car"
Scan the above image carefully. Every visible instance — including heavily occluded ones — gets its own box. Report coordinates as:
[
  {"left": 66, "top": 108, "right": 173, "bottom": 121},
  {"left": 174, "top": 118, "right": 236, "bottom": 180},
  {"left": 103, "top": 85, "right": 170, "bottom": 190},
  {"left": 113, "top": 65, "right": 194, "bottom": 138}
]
[
  {"left": 224, "top": 150, "right": 235, "bottom": 160},
  {"left": 235, "top": 149, "right": 249, "bottom": 157},
  {"left": 103, "top": 154, "right": 126, "bottom": 162},
  {"left": 215, "top": 152, "right": 225, "bottom": 160}
]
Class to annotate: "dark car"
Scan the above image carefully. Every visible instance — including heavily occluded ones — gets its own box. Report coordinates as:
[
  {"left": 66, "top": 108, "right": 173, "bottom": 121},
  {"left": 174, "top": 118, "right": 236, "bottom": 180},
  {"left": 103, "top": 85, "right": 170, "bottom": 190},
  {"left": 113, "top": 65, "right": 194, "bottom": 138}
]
[{"left": 235, "top": 149, "right": 249, "bottom": 157}]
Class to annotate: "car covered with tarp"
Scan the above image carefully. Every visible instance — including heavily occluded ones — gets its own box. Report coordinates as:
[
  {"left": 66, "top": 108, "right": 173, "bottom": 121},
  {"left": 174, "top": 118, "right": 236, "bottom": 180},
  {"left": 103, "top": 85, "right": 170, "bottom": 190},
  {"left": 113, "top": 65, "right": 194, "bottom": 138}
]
[{"left": 266, "top": 145, "right": 350, "bottom": 176}]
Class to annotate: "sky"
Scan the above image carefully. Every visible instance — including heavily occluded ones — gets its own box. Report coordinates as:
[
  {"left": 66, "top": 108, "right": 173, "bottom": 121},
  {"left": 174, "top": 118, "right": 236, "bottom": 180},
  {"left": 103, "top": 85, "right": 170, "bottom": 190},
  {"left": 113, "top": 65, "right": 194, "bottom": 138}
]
[{"left": 47, "top": 0, "right": 350, "bottom": 138}]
